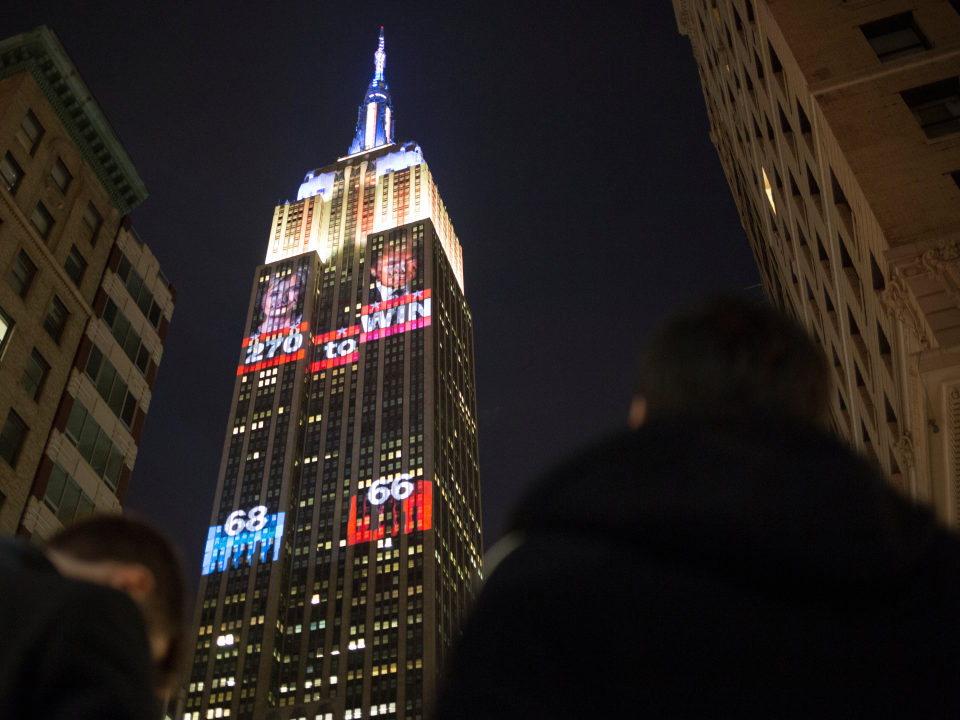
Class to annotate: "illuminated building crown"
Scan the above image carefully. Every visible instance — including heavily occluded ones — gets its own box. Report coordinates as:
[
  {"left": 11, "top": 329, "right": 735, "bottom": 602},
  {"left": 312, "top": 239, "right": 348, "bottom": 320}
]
[{"left": 349, "top": 27, "right": 395, "bottom": 154}]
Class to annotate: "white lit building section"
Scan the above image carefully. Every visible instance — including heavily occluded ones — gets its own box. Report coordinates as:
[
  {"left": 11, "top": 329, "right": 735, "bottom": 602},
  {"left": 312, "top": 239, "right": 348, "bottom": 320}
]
[
  {"left": 270, "top": 142, "right": 465, "bottom": 292},
  {"left": 365, "top": 102, "right": 378, "bottom": 149}
]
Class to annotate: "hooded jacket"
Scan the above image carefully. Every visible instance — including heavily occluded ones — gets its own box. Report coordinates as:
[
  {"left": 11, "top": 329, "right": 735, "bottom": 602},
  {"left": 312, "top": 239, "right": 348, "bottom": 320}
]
[
  {"left": 433, "top": 412, "right": 960, "bottom": 719},
  {"left": 0, "top": 537, "right": 159, "bottom": 719}
]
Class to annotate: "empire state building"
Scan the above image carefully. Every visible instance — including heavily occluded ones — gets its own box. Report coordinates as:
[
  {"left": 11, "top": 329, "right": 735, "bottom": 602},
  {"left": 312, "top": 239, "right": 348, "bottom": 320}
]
[{"left": 177, "top": 29, "right": 482, "bottom": 720}]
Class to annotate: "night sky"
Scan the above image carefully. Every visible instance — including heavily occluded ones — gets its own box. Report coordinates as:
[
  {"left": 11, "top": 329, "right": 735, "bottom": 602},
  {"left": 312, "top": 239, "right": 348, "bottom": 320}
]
[{"left": 9, "top": 2, "right": 759, "bottom": 600}]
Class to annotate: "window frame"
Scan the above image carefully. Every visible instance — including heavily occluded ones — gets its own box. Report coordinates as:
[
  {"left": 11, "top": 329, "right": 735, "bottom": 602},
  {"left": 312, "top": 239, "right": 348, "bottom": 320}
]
[
  {"left": 0, "top": 305, "right": 13, "bottom": 360},
  {"left": 860, "top": 12, "right": 930, "bottom": 62},
  {"left": 82, "top": 202, "right": 103, "bottom": 246},
  {"left": 102, "top": 297, "right": 149, "bottom": 374},
  {"left": 43, "top": 295, "right": 69, "bottom": 344},
  {"left": 901, "top": 77, "right": 960, "bottom": 140},
  {"left": 63, "top": 400, "right": 123, "bottom": 489},
  {"left": 84, "top": 344, "right": 138, "bottom": 428},
  {"left": 43, "top": 463, "right": 95, "bottom": 526},
  {"left": 0, "top": 152, "right": 25, "bottom": 195},
  {"left": 64, "top": 245, "right": 87, "bottom": 286},
  {"left": 50, "top": 157, "right": 73, "bottom": 194},
  {"left": 0, "top": 409, "right": 28, "bottom": 468},
  {"left": 17, "top": 110, "right": 44, "bottom": 156},
  {"left": 7, "top": 250, "right": 37, "bottom": 299},
  {"left": 20, "top": 348, "right": 49, "bottom": 402},
  {"left": 30, "top": 201, "right": 55, "bottom": 241}
]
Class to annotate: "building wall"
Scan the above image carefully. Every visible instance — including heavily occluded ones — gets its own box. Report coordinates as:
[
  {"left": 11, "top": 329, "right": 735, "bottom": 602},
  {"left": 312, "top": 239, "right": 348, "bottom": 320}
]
[
  {"left": 0, "top": 57, "right": 173, "bottom": 538},
  {"left": 673, "top": 0, "right": 960, "bottom": 522}
]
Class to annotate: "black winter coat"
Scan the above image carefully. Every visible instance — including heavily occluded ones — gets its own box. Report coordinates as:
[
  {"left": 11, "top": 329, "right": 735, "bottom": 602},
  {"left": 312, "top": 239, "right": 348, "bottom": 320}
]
[
  {"left": 433, "top": 413, "right": 960, "bottom": 719},
  {"left": 0, "top": 537, "right": 159, "bottom": 719}
]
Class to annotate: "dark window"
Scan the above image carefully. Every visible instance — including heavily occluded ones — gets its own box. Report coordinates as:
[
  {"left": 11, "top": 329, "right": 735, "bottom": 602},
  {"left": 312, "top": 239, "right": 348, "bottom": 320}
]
[
  {"left": 16, "top": 111, "right": 44, "bottom": 156},
  {"left": 64, "top": 246, "right": 87, "bottom": 285},
  {"left": 768, "top": 41, "right": 784, "bottom": 88},
  {"left": 901, "top": 77, "right": 960, "bottom": 139},
  {"left": 102, "top": 298, "right": 149, "bottom": 373},
  {"left": 84, "top": 344, "right": 137, "bottom": 427},
  {"left": 82, "top": 203, "right": 102, "bottom": 245},
  {"left": 20, "top": 349, "right": 49, "bottom": 401},
  {"left": 861, "top": 12, "right": 929, "bottom": 62},
  {"left": 44, "top": 464, "right": 95, "bottom": 526},
  {"left": 116, "top": 254, "right": 156, "bottom": 320},
  {"left": 50, "top": 158, "right": 72, "bottom": 193},
  {"left": 870, "top": 251, "right": 885, "bottom": 291},
  {"left": 951, "top": 0, "right": 960, "bottom": 15},
  {"left": 0, "top": 410, "right": 28, "bottom": 467},
  {"left": 951, "top": 170, "right": 960, "bottom": 189},
  {"left": 8, "top": 251, "right": 36, "bottom": 299},
  {"left": 63, "top": 401, "right": 123, "bottom": 489},
  {"left": 148, "top": 301, "right": 162, "bottom": 329},
  {"left": 30, "top": 202, "right": 54, "bottom": 240},
  {"left": 0, "top": 152, "right": 24, "bottom": 195},
  {"left": 44, "top": 296, "right": 68, "bottom": 343}
]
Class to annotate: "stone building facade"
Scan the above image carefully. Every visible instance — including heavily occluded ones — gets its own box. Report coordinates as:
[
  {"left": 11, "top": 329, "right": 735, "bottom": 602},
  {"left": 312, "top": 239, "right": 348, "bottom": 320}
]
[
  {"left": 673, "top": 0, "right": 960, "bottom": 523},
  {"left": 0, "top": 26, "right": 174, "bottom": 539}
]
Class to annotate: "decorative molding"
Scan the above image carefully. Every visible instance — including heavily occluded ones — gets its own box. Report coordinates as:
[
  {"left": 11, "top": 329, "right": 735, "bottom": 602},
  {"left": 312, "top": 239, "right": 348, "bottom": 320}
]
[
  {"left": 0, "top": 27, "right": 147, "bottom": 214},
  {"left": 912, "top": 239, "right": 960, "bottom": 305},
  {"left": 895, "top": 430, "right": 916, "bottom": 469},
  {"left": 879, "top": 274, "right": 931, "bottom": 350}
]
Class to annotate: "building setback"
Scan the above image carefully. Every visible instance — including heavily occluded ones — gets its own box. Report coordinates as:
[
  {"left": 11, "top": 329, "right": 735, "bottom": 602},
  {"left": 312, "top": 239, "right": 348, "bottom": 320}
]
[
  {"left": 0, "top": 26, "right": 174, "bottom": 539},
  {"left": 177, "top": 30, "right": 482, "bottom": 720},
  {"left": 673, "top": 0, "right": 960, "bottom": 522}
]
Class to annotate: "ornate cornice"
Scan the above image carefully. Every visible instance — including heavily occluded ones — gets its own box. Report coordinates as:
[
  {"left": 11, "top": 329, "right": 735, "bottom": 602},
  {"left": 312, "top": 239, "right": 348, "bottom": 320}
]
[
  {"left": 879, "top": 274, "right": 931, "bottom": 350},
  {"left": 0, "top": 26, "right": 147, "bottom": 215}
]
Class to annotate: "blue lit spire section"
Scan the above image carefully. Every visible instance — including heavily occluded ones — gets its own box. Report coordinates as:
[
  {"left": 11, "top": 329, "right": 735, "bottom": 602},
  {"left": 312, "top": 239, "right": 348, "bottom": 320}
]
[
  {"left": 374, "top": 27, "right": 386, "bottom": 82},
  {"left": 348, "top": 27, "right": 394, "bottom": 155}
]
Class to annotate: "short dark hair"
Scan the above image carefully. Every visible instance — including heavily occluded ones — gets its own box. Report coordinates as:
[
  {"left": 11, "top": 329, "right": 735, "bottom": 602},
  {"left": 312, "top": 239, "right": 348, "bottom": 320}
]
[
  {"left": 45, "top": 514, "right": 186, "bottom": 693},
  {"left": 636, "top": 295, "right": 830, "bottom": 424}
]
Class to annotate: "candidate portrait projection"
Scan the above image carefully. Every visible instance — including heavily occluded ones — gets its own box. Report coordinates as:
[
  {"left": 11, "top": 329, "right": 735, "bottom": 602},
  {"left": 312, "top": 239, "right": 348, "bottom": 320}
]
[
  {"left": 239, "top": 263, "right": 311, "bottom": 374},
  {"left": 313, "top": 226, "right": 431, "bottom": 371}
]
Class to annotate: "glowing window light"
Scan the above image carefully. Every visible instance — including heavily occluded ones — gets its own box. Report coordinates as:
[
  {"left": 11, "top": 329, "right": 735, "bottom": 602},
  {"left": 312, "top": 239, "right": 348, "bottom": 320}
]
[{"left": 762, "top": 168, "right": 777, "bottom": 214}]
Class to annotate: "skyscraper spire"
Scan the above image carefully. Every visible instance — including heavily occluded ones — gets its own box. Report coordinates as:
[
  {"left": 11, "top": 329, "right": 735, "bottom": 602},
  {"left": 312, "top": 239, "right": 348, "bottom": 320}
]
[
  {"left": 374, "top": 26, "right": 385, "bottom": 82},
  {"left": 349, "top": 27, "right": 394, "bottom": 154}
]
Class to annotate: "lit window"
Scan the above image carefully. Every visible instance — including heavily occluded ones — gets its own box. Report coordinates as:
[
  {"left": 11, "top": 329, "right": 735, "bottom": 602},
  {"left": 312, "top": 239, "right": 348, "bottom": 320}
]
[
  {"left": 8, "top": 251, "right": 36, "bottom": 299},
  {"left": 16, "top": 110, "right": 44, "bottom": 156},
  {"left": 860, "top": 13, "right": 929, "bottom": 62},
  {"left": 901, "top": 77, "right": 960, "bottom": 140},
  {"left": 44, "top": 296, "right": 68, "bottom": 344},
  {"left": 64, "top": 246, "right": 87, "bottom": 285},
  {"left": 82, "top": 202, "right": 102, "bottom": 245},
  {"left": 762, "top": 168, "right": 776, "bottom": 214},
  {"left": 0, "top": 152, "right": 24, "bottom": 195},
  {"left": 50, "top": 158, "right": 72, "bottom": 193},
  {"left": 0, "top": 410, "right": 28, "bottom": 467},
  {"left": 0, "top": 307, "right": 12, "bottom": 358},
  {"left": 30, "top": 202, "right": 54, "bottom": 240},
  {"left": 20, "top": 349, "right": 49, "bottom": 401}
]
